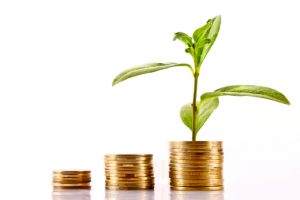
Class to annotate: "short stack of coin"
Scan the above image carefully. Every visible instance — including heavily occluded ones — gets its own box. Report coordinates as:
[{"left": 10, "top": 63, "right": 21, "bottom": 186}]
[
  {"left": 52, "top": 170, "right": 91, "bottom": 190},
  {"left": 105, "top": 154, "right": 154, "bottom": 190},
  {"left": 169, "top": 141, "right": 223, "bottom": 191}
]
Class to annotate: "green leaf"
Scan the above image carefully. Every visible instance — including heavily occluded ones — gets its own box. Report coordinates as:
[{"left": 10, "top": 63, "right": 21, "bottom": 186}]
[
  {"left": 200, "top": 15, "right": 221, "bottom": 65},
  {"left": 180, "top": 103, "right": 193, "bottom": 132},
  {"left": 180, "top": 97, "right": 219, "bottom": 134},
  {"left": 195, "top": 38, "right": 211, "bottom": 49},
  {"left": 112, "top": 62, "right": 193, "bottom": 86},
  {"left": 192, "top": 22, "right": 211, "bottom": 43},
  {"left": 173, "top": 32, "right": 193, "bottom": 47},
  {"left": 201, "top": 85, "right": 290, "bottom": 105}
]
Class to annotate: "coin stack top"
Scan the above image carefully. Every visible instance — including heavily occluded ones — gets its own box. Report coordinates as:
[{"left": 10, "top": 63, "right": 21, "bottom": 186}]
[
  {"left": 105, "top": 154, "right": 154, "bottom": 190},
  {"left": 52, "top": 170, "right": 91, "bottom": 190},
  {"left": 169, "top": 141, "right": 224, "bottom": 191}
]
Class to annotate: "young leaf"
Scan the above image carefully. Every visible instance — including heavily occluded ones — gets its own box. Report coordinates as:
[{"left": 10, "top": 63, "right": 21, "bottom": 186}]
[
  {"left": 112, "top": 62, "right": 193, "bottom": 86},
  {"left": 192, "top": 22, "right": 211, "bottom": 44},
  {"left": 192, "top": 20, "right": 211, "bottom": 67},
  {"left": 201, "top": 85, "right": 290, "bottom": 105},
  {"left": 173, "top": 32, "right": 193, "bottom": 47},
  {"left": 200, "top": 16, "right": 221, "bottom": 65},
  {"left": 180, "top": 97, "right": 219, "bottom": 134}
]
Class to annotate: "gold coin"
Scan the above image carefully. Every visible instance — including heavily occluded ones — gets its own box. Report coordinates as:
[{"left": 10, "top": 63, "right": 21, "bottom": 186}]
[
  {"left": 105, "top": 172, "right": 153, "bottom": 176},
  {"left": 170, "top": 183, "right": 223, "bottom": 187},
  {"left": 105, "top": 183, "right": 154, "bottom": 188},
  {"left": 170, "top": 178, "right": 223, "bottom": 185},
  {"left": 105, "top": 186, "right": 154, "bottom": 190},
  {"left": 105, "top": 180, "right": 154, "bottom": 185},
  {"left": 105, "top": 179, "right": 154, "bottom": 183},
  {"left": 170, "top": 144, "right": 222, "bottom": 148},
  {"left": 170, "top": 150, "right": 223, "bottom": 155},
  {"left": 105, "top": 169, "right": 154, "bottom": 174},
  {"left": 106, "top": 176, "right": 154, "bottom": 181},
  {"left": 169, "top": 166, "right": 222, "bottom": 171},
  {"left": 169, "top": 162, "right": 222, "bottom": 168},
  {"left": 105, "top": 179, "right": 154, "bottom": 184},
  {"left": 105, "top": 173, "right": 154, "bottom": 178},
  {"left": 105, "top": 163, "right": 153, "bottom": 167},
  {"left": 170, "top": 145, "right": 222, "bottom": 149},
  {"left": 53, "top": 174, "right": 91, "bottom": 178},
  {"left": 170, "top": 160, "right": 222, "bottom": 165},
  {"left": 105, "top": 159, "right": 152, "bottom": 163},
  {"left": 105, "top": 171, "right": 153, "bottom": 175},
  {"left": 52, "top": 182, "right": 90, "bottom": 187},
  {"left": 105, "top": 165, "right": 153, "bottom": 170},
  {"left": 52, "top": 179, "right": 91, "bottom": 183},
  {"left": 52, "top": 176, "right": 91, "bottom": 180},
  {"left": 53, "top": 176, "right": 91, "bottom": 180},
  {"left": 170, "top": 170, "right": 222, "bottom": 176},
  {"left": 169, "top": 148, "right": 223, "bottom": 153},
  {"left": 104, "top": 154, "right": 152, "bottom": 160},
  {"left": 170, "top": 141, "right": 222, "bottom": 144},
  {"left": 104, "top": 160, "right": 153, "bottom": 165},
  {"left": 53, "top": 186, "right": 91, "bottom": 190},
  {"left": 105, "top": 181, "right": 154, "bottom": 185},
  {"left": 105, "top": 182, "right": 154, "bottom": 187},
  {"left": 170, "top": 152, "right": 223, "bottom": 157},
  {"left": 52, "top": 180, "right": 91, "bottom": 184},
  {"left": 105, "top": 154, "right": 152, "bottom": 157},
  {"left": 105, "top": 169, "right": 153, "bottom": 173},
  {"left": 169, "top": 174, "right": 222, "bottom": 179},
  {"left": 52, "top": 174, "right": 91, "bottom": 178},
  {"left": 105, "top": 184, "right": 154, "bottom": 189},
  {"left": 170, "top": 155, "right": 223, "bottom": 160},
  {"left": 170, "top": 141, "right": 222, "bottom": 147},
  {"left": 170, "top": 186, "right": 223, "bottom": 191},
  {"left": 171, "top": 178, "right": 223, "bottom": 183},
  {"left": 53, "top": 170, "right": 91, "bottom": 175},
  {"left": 170, "top": 183, "right": 222, "bottom": 187}
]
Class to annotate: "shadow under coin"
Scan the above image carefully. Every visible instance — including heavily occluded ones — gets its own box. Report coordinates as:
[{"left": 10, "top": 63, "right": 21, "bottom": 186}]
[
  {"left": 170, "top": 190, "right": 224, "bottom": 200},
  {"left": 52, "top": 190, "right": 91, "bottom": 200},
  {"left": 105, "top": 190, "right": 154, "bottom": 200}
]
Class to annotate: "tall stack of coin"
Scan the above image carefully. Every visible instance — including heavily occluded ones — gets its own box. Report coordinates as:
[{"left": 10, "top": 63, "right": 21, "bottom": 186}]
[
  {"left": 105, "top": 154, "right": 154, "bottom": 190},
  {"left": 52, "top": 170, "right": 91, "bottom": 190},
  {"left": 169, "top": 141, "right": 223, "bottom": 191}
]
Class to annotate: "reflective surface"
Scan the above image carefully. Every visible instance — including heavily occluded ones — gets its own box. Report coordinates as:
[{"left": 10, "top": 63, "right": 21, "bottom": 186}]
[
  {"left": 106, "top": 190, "right": 155, "bottom": 200},
  {"left": 52, "top": 190, "right": 91, "bottom": 200},
  {"left": 51, "top": 188, "right": 224, "bottom": 200},
  {"left": 170, "top": 191, "right": 224, "bottom": 200}
]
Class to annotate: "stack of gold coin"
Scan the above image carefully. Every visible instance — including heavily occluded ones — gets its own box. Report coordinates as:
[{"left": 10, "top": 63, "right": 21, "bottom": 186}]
[
  {"left": 169, "top": 141, "right": 223, "bottom": 191},
  {"left": 52, "top": 170, "right": 91, "bottom": 190},
  {"left": 105, "top": 154, "right": 154, "bottom": 190}
]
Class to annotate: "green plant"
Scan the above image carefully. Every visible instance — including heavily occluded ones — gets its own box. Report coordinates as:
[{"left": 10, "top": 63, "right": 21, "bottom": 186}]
[{"left": 112, "top": 15, "right": 290, "bottom": 141}]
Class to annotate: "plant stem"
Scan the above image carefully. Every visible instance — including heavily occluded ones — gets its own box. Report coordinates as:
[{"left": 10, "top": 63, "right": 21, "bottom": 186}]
[{"left": 192, "top": 72, "right": 199, "bottom": 141}]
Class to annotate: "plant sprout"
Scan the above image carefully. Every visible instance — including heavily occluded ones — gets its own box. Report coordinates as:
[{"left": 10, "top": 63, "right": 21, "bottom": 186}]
[{"left": 112, "top": 15, "right": 290, "bottom": 141}]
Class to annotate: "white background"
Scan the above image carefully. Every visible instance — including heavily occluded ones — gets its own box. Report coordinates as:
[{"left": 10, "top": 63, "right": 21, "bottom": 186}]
[{"left": 0, "top": 0, "right": 300, "bottom": 199}]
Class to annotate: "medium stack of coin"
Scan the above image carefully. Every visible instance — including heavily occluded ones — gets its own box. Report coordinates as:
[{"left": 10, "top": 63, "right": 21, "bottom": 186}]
[
  {"left": 52, "top": 170, "right": 91, "bottom": 190},
  {"left": 169, "top": 141, "right": 223, "bottom": 191},
  {"left": 105, "top": 154, "right": 154, "bottom": 190}
]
